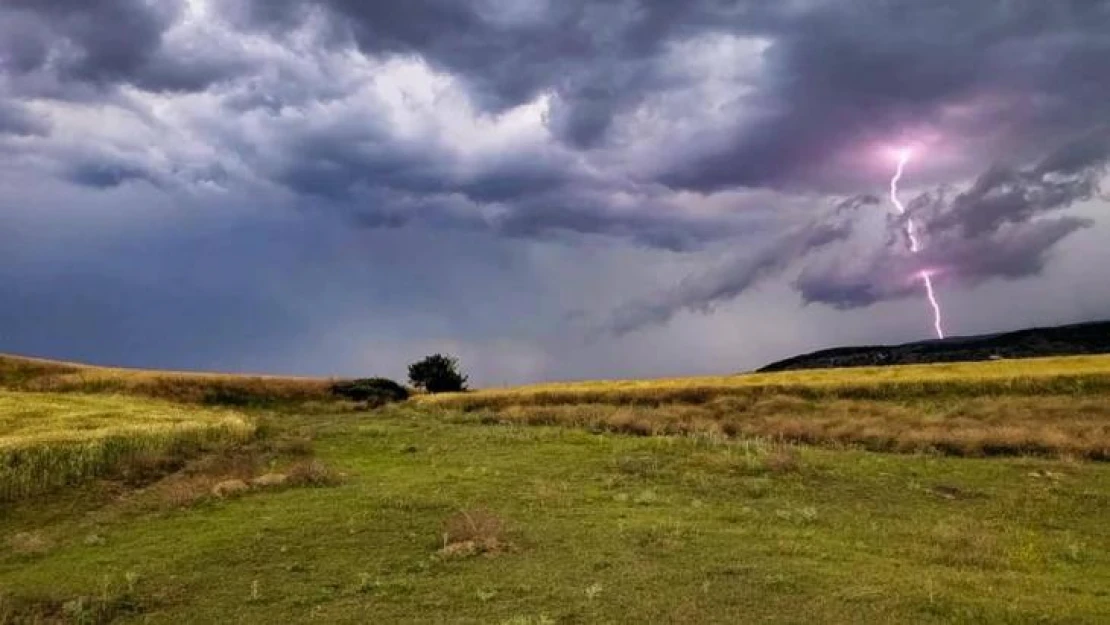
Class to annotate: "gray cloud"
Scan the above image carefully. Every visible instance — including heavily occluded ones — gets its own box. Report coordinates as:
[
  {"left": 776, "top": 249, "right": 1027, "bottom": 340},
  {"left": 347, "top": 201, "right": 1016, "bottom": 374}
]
[
  {"left": 0, "top": 0, "right": 249, "bottom": 96},
  {"left": 794, "top": 216, "right": 1093, "bottom": 309},
  {"left": 609, "top": 210, "right": 862, "bottom": 334},
  {"left": 2, "top": 0, "right": 1110, "bottom": 381},
  {"left": 921, "top": 134, "right": 1109, "bottom": 237},
  {"left": 200, "top": 0, "right": 1110, "bottom": 250},
  {"left": 0, "top": 101, "right": 49, "bottom": 136},
  {"left": 795, "top": 135, "right": 1109, "bottom": 309},
  {"left": 612, "top": 130, "right": 1108, "bottom": 331},
  {"left": 8, "top": 0, "right": 1107, "bottom": 251},
  {"left": 659, "top": 1, "right": 1110, "bottom": 193},
  {"left": 64, "top": 161, "right": 158, "bottom": 189}
]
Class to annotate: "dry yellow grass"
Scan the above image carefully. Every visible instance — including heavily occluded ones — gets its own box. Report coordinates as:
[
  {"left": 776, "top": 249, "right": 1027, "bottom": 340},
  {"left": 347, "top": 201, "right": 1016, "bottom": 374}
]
[
  {"left": 419, "top": 355, "right": 1110, "bottom": 459},
  {"left": 468, "top": 396, "right": 1110, "bottom": 458},
  {"left": 418, "top": 355, "right": 1110, "bottom": 410},
  {"left": 0, "top": 391, "right": 254, "bottom": 501},
  {"left": 0, "top": 353, "right": 334, "bottom": 406}
]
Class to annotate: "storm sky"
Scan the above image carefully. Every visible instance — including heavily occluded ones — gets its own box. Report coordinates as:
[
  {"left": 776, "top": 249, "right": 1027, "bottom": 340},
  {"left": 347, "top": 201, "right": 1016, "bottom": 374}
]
[{"left": 2, "top": 0, "right": 1109, "bottom": 385}]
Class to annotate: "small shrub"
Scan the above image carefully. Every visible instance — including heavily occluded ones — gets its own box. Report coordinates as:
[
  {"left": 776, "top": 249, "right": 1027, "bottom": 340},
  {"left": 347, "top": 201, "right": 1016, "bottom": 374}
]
[
  {"left": 211, "top": 479, "right": 250, "bottom": 498},
  {"left": 112, "top": 451, "right": 188, "bottom": 487},
  {"left": 409, "top": 354, "right": 468, "bottom": 394},
  {"left": 330, "top": 378, "right": 410, "bottom": 405},
  {"left": 440, "top": 507, "right": 507, "bottom": 556},
  {"left": 183, "top": 448, "right": 260, "bottom": 480},
  {"left": 160, "top": 476, "right": 217, "bottom": 508},
  {"left": 286, "top": 460, "right": 342, "bottom": 487}
]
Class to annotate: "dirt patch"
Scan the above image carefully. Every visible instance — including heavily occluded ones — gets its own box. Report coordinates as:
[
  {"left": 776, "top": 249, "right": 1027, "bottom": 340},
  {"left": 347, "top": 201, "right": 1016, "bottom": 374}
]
[
  {"left": 6, "top": 531, "right": 52, "bottom": 556},
  {"left": 286, "top": 460, "right": 343, "bottom": 487}
]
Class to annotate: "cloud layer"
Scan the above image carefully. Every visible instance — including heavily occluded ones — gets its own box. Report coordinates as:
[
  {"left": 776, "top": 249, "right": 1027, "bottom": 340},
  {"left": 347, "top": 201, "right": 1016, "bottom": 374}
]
[{"left": 2, "top": 0, "right": 1109, "bottom": 380}]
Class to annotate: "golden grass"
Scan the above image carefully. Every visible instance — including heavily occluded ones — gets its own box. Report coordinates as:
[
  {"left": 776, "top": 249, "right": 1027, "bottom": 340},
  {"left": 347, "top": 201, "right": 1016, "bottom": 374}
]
[
  {"left": 0, "top": 391, "right": 254, "bottom": 501},
  {"left": 468, "top": 396, "right": 1110, "bottom": 458},
  {"left": 439, "top": 507, "right": 510, "bottom": 557},
  {"left": 418, "top": 355, "right": 1110, "bottom": 410},
  {"left": 0, "top": 353, "right": 335, "bottom": 406},
  {"left": 419, "top": 355, "right": 1110, "bottom": 459}
]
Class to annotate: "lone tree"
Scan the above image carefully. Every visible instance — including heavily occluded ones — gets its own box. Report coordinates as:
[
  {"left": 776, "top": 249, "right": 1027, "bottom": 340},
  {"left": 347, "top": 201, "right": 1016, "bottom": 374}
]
[{"left": 408, "top": 353, "right": 468, "bottom": 393}]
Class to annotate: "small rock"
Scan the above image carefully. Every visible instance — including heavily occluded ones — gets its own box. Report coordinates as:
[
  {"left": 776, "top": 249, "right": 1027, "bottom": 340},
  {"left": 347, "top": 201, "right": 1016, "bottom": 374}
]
[
  {"left": 212, "top": 479, "right": 250, "bottom": 498},
  {"left": 402, "top": 445, "right": 418, "bottom": 454},
  {"left": 251, "top": 473, "right": 289, "bottom": 488}
]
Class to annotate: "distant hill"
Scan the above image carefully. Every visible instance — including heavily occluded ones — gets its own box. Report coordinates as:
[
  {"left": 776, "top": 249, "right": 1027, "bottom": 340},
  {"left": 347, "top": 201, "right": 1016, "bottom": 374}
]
[
  {"left": 0, "top": 352, "right": 335, "bottom": 406},
  {"left": 757, "top": 320, "right": 1110, "bottom": 373}
]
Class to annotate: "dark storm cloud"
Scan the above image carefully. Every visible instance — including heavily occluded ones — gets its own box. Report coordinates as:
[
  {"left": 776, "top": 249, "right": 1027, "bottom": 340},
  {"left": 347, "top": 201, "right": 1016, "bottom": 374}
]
[
  {"left": 660, "top": 1, "right": 1110, "bottom": 193},
  {"left": 1, "top": 0, "right": 174, "bottom": 83},
  {"left": 921, "top": 134, "right": 1110, "bottom": 237},
  {"left": 201, "top": 0, "right": 1110, "bottom": 250},
  {"left": 223, "top": 0, "right": 777, "bottom": 142},
  {"left": 794, "top": 135, "right": 1109, "bottom": 309},
  {"left": 609, "top": 209, "right": 863, "bottom": 334},
  {"left": 609, "top": 126, "right": 1108, "bottom": 330},
  {"left": 64, "top": 161, "right": 158, "bottom": 189},
  {"left": 795, "top": 216, "right": 1093, "bottom": 310},
  {"left": 2, "top": 0, "right": 1110, "bottom": 377},
  {"left": 0, "top": 0, "right": 248, "bottom": 95},
  {"left": 0, "top": 101, "right": 49, "bottom": 136},
  {"left": 492, "top": 188, "right": 748, "bottom": 252}
]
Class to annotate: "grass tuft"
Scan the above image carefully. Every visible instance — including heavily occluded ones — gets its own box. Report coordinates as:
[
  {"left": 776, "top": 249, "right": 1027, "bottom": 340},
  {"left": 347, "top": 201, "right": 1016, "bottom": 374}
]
[
  {"left": 286, "top": 459, "right": 343, "bottom": 488},
  {"left": 439, "top": 507, "right": 509, "bottom": 557}
]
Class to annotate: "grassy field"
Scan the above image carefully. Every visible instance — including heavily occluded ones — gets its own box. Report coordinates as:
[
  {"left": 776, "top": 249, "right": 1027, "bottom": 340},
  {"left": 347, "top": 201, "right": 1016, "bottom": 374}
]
[
  {"left": 0, "top": 354, "right": 334, "bottom": 407},
  {"left": 418, "top": 355, "right": 1110, "bottom": 407},
  {"left": 417, "top": 356, "right": 1110, "bottom": 460},
  {"left": 0, "top": 354, "right": 1109, "bottom": 623},
  {"left": 0, "top": 392, "right": 254, "bottom": 502}
]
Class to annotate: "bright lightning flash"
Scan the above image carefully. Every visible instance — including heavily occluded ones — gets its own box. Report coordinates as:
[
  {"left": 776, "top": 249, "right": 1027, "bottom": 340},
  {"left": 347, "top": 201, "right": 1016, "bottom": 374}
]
[{"left": 890, "top": 148, "right": 946, "bottom": 339}]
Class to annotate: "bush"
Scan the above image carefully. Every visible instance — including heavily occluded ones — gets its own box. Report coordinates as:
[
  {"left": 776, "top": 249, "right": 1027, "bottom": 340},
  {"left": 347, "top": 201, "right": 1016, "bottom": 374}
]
[
  {"left": 330, "top": 378, "right": 410, "bottom": 405},
  {"left": 408, "top": 354, "right": 468, "bottom": 394}
]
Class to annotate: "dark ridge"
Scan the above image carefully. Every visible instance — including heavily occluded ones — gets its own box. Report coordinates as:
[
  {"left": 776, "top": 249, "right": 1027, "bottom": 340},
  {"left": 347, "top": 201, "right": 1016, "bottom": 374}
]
[{"left": 757, "top": 320, "right": 1110, "bottom": 373}]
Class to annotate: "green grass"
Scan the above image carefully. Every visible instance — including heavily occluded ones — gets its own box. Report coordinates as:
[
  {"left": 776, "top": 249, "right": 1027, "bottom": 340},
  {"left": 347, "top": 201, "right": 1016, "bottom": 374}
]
[
  {"left": 2, "top": 405, "right": 1109, "bottom": 623},
  {"left": 416, "top": 355, "right": 1110, "bottom": 460},
  {"left": 2, "top": 354, "right": 1110, "bottom": 622},
  {"left": 0, "top": 391, "right": 254, "bottom": 501}
]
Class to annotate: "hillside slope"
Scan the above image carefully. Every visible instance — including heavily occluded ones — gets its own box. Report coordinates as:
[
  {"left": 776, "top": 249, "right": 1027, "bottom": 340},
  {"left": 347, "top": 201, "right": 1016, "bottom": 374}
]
[
  {"left": 0, "top": 353, "right": 335, "bottom": 406},
  {"left": 3, "top": 352, "right": 1110, "bottom": 622},
  {"left": 758, "top": 320, "right": 1110, "bottom": 373}
]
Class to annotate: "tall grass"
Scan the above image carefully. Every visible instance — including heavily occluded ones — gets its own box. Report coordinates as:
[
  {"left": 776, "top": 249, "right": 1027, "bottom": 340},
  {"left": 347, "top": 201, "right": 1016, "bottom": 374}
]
[
  {"left": 418, "top": 355, "right": 1110, "bottom": 459},
  {"left": 417, "top": 355, "right": 1110, "bottom": 411},
  {"left": 0, "top": 391, "right": 254, "bottom": 501},
  {"left": 0, "top": 354, "right": 334, "bottom": 407}
]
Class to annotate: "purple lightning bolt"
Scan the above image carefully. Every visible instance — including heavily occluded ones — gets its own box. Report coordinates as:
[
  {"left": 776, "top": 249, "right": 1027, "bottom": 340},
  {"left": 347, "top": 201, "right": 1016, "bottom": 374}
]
[{"left": 890, "top": 149, "right": 946, "bottom": 339}]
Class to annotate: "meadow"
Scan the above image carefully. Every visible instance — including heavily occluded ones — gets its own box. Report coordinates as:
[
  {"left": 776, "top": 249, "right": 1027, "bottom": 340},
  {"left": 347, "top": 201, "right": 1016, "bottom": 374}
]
[
  {"left": 417, "top": 356, "right": 1110, "bottom": 459},
  {"left": 0, "top": 354, "right": 334, "bottom": 407},
  {"left": 0, "top": 392, "right": 254, "bottom": 502},
  {"left": 0, "top": 354, "right": 1108, "bottom": 623}
]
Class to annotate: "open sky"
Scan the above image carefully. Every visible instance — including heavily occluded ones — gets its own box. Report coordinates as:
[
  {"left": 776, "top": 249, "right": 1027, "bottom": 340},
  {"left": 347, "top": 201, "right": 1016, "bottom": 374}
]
[{"left": 2, "top": 0, "right": 1109, "bottom": 385}]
